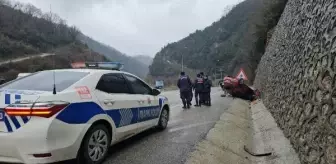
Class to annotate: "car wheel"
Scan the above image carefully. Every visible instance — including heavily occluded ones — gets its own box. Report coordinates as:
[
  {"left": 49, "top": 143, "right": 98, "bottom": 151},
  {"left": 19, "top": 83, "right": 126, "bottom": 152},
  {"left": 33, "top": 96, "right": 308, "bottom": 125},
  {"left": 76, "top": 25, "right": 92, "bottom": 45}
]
[
  {"left": 78, "top": 124, "right": 111, "bottom": 164},
  {"left": 157, "top": 107, "right": 169, "bottom": 130}
]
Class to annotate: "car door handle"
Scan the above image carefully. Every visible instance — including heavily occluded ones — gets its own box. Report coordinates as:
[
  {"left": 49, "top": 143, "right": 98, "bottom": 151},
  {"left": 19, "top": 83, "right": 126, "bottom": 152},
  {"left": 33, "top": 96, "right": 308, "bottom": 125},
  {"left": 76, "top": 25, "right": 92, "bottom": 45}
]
[{"left": 103, "top": 100, "right": 115, "bottom": 105}]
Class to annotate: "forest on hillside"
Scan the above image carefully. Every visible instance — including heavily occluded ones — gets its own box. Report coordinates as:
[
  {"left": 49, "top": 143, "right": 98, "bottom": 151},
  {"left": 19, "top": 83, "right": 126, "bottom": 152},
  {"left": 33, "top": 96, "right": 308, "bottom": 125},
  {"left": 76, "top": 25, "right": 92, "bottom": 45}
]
[
  {"left": 149, "top": 0, "right": 288, "bottom": 83},
  {"left": 0, "top": 0, "right": 149, "bottom": 79},
  {"left": 0, "top": 0, "right": 79, "bottom": 60},
  {"left": 0, "top": 0, "right": 109, "bottom": 82},
  {"left": 0, "top": 43, "right": 107, "bottom": 81}
]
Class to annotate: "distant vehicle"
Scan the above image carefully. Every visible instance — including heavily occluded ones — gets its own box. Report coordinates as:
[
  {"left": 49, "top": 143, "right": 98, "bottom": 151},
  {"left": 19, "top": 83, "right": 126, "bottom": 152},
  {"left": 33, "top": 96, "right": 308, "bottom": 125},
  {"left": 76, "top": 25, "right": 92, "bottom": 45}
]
[
  {"left": 0, "top": 62, "right": 170, "bottom": 164},
  {"left": 155, "top": 80, "right": 164, "bottom": 89}
]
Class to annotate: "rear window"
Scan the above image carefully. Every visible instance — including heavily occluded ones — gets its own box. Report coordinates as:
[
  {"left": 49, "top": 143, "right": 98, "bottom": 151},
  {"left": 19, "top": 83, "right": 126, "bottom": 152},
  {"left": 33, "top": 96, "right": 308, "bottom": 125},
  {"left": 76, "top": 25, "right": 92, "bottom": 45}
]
[{"left": 1, "top": 71, "right": 89, "bottom": 92}]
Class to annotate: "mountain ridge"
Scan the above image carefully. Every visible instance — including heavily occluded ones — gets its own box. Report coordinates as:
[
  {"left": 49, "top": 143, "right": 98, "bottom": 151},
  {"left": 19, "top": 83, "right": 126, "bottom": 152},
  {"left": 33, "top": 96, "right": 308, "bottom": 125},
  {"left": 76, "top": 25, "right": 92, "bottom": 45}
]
[
  {"left": 149, "top": 0, "right": 287, "bottom": 84},
  {"left": 77, "top": 34, "right": 149, "bottom": 78},
  {"left": 133, "top": 55, "right": 153, "bottom": 66},
  {"left": 0, "top": 0, "right": 148, "bottom": 80}
]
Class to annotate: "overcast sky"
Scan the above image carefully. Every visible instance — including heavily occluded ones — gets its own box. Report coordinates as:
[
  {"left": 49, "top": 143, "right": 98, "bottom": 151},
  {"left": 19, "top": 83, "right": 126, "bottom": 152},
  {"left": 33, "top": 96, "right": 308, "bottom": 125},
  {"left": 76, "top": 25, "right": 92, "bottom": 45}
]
[{"left": 16, "top": 0, "right": 242, "bottom": 56}]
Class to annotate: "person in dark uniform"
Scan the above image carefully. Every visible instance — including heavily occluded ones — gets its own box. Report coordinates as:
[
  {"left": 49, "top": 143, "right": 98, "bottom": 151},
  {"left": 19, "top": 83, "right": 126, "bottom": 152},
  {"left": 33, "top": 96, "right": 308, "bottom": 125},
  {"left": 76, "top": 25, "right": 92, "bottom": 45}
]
[
  {"left": 199, "top": 72, "right": 205, "bottom": 105},
  {"left": 200, "top": 72, "right": 204, "bottom": 78},
  {"left": 203, "top": 75, "right": 212, "bottom": 106},
  {"left": 189, "top": 83, "right": 193, "bottom": 107},
  {"left": 177, "top": 72, "right": 193, "bottom": 109},
  {"left": 193, "top": 74, "right": 204, "bottom": 107}
]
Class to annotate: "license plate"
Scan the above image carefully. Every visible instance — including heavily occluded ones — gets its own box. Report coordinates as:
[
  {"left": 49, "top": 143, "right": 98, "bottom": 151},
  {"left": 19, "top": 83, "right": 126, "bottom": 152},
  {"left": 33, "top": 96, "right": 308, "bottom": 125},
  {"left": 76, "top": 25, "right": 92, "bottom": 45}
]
[{"left": 0, "top": 110, "right": 4, "bottom": 121}]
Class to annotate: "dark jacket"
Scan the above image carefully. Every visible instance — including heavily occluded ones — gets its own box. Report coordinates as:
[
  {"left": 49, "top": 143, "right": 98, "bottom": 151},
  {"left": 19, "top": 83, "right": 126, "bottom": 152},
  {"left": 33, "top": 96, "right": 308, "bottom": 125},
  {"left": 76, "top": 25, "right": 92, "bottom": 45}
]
[
  {"left": 193, "top": 77, "right": 204, "bottom": 92},
  {"left": 203, "top": 79, "right": 212, "bottom": 92},
  {"left": 177, "top": 75, "right": 192, "bottom": 92}
]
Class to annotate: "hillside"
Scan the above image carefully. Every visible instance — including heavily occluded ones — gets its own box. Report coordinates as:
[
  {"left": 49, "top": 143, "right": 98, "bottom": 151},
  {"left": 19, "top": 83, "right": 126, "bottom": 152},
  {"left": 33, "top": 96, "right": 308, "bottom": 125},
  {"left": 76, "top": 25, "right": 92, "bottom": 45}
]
[
  {"left": 0, "top": 2, "right": 79, "bottom": 60},
  {"left": 0, "top": 43, "right": 107, "bottom": 81},
  {"left": 0, "top": 1, "right": 106, "bottom": 82},
  {"left": 149, "top": 0, "right": 287, "bottom": 83},
  {"left": 77, "top": 34, "right": 149, "bottom": 78},
  {"left": 0, "top": 0, "right": 148, "bottom": 81},
  {"left": 133, "top": 55, "right": 153, "bottom": 66}
]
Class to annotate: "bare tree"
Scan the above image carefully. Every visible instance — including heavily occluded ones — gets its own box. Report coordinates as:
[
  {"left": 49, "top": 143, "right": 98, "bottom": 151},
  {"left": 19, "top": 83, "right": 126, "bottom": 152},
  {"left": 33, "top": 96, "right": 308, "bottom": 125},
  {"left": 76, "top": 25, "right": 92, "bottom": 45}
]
[
  {"left": 12, "top": 2, "right": 24, "bottom": 10},
  {"left": 0, "top": 0, "right": 11, "bottom": 6},
  {"left": 41, "top": 12, "right": 52, "bottom": 21},
  {"left": 23, "top": 4, "right": 42, "bottom": 17},
  {"left": 50, "top": 13, "right": 62, "bottom": 24}
]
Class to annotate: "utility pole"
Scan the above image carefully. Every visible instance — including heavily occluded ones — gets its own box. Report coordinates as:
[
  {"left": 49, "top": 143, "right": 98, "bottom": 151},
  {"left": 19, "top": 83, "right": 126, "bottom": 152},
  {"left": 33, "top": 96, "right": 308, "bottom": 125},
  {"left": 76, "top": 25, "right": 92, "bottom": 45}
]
[
  {"left": 181, "top": 53, "right": 183, "bottom": 72},
  {"left": 221, "top": 70, "right": 223, "bottom": 80},
  {"left": 182, "top": 46, "right": 187, "bottom": 72}
]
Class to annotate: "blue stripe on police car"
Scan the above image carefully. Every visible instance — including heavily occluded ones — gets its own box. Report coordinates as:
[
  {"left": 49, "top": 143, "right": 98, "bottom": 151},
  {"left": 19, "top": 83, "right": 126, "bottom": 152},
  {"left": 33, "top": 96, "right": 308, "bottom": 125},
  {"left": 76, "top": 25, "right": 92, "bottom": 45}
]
[
  {"left": 4, "top": 116, "right": 12, "bottom": 132},
  {"left": 2, "top": 94, "right": 31, "bottom": 132},
  {"left": 56, "top": 102, "right": 161, "bottom": 128}
]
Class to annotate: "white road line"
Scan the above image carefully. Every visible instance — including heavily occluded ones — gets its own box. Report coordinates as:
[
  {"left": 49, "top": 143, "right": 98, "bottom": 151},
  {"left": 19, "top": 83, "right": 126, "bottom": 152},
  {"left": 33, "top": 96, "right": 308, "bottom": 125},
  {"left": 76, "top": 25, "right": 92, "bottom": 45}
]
[
  {"left": 211, "top": 91, "right": 222, "bottom": 95},
  {"left": 168, "top": 121, "right": 216, "bottom": 133},
  {"left": 171, "top": 104, "right": 182, "bottom": 108},
  {"left": 168, "top": 119, "right": 183, "bottom": 125}
]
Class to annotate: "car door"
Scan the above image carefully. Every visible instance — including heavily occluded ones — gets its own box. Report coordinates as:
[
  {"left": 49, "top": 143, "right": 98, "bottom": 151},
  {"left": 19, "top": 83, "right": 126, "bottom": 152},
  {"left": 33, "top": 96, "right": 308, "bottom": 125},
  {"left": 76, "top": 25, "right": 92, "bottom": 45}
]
[
  {"left": 93, "top": 73, "right": 140, "bottom": 140},
  {"left": 122, "top": 74, "right": 160, "bottom": 131}
]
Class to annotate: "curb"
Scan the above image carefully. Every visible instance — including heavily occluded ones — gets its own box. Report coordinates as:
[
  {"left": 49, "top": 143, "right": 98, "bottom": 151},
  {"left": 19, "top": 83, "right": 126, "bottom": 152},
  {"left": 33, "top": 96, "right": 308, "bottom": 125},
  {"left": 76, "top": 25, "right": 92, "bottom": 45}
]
[
  {"left": 185, "top": 99, "right": 251, "bottom": 164},
  {"left": 185, "top": 99, "right": 301, "bottom": 164},
  {"left": 248, "top": 100, "right": 301, "bottom": 164}
]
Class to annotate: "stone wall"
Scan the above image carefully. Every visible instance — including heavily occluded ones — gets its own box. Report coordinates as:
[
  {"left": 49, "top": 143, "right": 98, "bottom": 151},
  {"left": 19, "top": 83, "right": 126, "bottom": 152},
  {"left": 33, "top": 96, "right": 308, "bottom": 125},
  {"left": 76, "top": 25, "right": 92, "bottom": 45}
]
[{"left": 254, "top": 0, "right": 336, "bottom": 164}]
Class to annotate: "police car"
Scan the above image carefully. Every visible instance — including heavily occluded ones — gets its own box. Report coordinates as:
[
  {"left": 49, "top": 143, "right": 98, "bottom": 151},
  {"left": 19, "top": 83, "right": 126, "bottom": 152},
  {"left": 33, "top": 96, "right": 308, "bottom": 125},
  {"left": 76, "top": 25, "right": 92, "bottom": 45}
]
[{"left": 0, "top": 62, "right": 170, "bottom": 164}]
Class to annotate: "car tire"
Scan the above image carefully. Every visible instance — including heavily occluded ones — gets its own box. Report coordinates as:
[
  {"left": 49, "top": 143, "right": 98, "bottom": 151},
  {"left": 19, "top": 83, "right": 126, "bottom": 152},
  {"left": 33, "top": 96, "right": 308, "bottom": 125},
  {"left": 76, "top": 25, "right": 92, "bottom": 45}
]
[
  {"left": 77, "top": 124, "right": 111, "bottom": 164},
  {"left": 157, "top": 107, "right": 169, "bottom": 130}
]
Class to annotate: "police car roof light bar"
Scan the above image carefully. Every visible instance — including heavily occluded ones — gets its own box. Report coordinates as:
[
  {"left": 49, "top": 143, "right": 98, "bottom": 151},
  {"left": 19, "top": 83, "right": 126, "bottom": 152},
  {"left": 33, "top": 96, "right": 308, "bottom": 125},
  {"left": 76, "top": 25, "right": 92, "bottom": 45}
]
[
  {"left": 70, "top": 62, "right": 124, "bottom": 70},
  {"left": 85, "top": 62, "right": 124, "bottom": 71}
]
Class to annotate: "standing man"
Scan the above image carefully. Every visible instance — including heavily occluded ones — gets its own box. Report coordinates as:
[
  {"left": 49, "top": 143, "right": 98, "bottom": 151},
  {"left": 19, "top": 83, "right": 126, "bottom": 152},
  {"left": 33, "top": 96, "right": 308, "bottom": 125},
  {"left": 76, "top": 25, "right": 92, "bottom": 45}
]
[
  {"left": 193, "top": 74, "right": 204, "bottom": 107},
  {"left": 203, "top": 75, "right": 212, "bottom": 106},
  {"left": 199, "top": 72, "right": 205, "bottom": 105},
  {"left": 189, "top": 81, "right": 193, "bottom": 107},
  {"left": 177, "top": 72, "right": 193, "bottom": 109}
]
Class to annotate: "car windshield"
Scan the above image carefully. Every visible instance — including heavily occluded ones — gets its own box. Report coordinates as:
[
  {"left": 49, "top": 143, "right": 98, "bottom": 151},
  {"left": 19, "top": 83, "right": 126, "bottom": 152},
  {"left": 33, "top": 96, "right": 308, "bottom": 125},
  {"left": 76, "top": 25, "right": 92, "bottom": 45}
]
[{"left": 1, "top": 71, "right": 89, "bottom": 92}]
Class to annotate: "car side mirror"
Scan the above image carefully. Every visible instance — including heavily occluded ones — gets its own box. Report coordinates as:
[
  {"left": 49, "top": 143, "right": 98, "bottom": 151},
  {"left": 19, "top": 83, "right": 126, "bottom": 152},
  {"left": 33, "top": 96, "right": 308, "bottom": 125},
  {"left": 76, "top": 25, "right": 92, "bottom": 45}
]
[{"left": 152, "top": 88, "right": 161, "bottom": 96}]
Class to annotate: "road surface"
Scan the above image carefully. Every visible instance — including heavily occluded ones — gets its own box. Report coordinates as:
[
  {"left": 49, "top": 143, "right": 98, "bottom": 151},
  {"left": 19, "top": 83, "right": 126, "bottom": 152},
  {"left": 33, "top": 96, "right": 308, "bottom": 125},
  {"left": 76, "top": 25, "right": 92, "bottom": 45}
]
[
  {"left": 0, "top": 87, "right": 230, "bottom": 164},
  {"left": 99, "top": 87, "right": 231, "bottom": 164},
  {"left": 0, "top": 53, "right": 55, "bottom": 66}
]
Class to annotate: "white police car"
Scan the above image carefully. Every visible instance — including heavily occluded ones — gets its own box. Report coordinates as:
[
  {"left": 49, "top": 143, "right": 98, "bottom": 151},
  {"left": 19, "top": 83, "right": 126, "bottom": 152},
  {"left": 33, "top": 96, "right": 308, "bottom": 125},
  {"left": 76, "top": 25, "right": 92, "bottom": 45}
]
[{"left": 0, "top": 62, "right": 170, "bottom": 164}]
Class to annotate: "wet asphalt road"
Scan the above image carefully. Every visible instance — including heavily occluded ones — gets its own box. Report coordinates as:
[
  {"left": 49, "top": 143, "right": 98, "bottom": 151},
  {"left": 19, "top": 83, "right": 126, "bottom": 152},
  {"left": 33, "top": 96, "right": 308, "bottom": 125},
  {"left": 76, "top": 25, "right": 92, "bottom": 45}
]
[
  {"left": 102, "top": 87, "right": 232, "bottom": 164},
  {"left": 0, "top": 87, "right": 231, "bottom": 164}
]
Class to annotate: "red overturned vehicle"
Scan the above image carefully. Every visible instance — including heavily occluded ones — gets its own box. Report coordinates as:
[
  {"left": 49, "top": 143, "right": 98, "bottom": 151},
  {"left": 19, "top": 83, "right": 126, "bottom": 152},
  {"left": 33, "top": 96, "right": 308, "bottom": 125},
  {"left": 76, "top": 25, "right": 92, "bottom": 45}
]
[{"left": 219, "top": 76, "right": 260, "bottom": 101}]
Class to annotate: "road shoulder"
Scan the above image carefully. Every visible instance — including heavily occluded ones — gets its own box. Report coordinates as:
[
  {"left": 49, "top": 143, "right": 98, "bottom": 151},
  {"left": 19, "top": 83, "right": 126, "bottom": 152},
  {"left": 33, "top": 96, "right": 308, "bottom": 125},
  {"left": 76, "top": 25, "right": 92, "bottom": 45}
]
[{"left": 185, "top": 99, "right": 300, "bottom": 164}]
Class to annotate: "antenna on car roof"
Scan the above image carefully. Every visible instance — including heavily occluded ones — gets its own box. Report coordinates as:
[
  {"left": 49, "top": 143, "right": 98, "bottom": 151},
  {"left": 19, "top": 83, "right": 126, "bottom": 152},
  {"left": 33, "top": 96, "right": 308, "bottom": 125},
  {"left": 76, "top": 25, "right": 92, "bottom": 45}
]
[{"left": 50, "top": 4, "right": 57, "bottom": 95}]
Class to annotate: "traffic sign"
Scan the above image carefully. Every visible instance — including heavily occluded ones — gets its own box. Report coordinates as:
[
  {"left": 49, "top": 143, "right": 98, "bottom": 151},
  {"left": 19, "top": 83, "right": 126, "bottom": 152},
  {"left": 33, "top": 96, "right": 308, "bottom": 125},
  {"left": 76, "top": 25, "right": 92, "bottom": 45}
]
[{"left": 236, "top": 68, "right": 248, "bottom": 80}]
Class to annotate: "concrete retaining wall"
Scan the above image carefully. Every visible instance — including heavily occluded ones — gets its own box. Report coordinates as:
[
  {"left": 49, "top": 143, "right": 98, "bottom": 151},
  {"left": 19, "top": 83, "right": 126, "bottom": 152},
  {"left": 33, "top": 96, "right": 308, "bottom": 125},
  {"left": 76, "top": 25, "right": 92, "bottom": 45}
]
[
  {"left": 254, "top": 0, "right": 336, "bottom": 163},
  {"left": 185, "top": 99, "right": 300, "bottom": 164}
]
